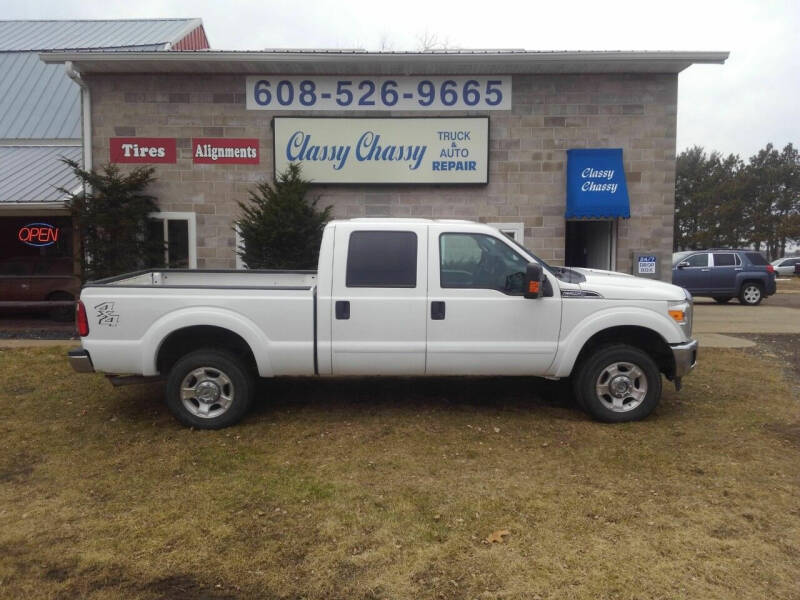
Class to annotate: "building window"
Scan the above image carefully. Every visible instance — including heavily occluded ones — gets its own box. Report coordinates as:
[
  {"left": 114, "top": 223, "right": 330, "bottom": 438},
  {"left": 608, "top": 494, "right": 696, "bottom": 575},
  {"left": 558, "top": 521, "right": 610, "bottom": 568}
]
[
  {"left": 439, "top": 232, "right": 528, "bottom": 294},
  {"left": 346, "top": 231, "right": 417, "bottom": 288},
  {"left": 489, "top": 222, "right": 524, "bottom": 244},
  {"left": 148, "top": 212, "right": 197, "bottom": 268}
]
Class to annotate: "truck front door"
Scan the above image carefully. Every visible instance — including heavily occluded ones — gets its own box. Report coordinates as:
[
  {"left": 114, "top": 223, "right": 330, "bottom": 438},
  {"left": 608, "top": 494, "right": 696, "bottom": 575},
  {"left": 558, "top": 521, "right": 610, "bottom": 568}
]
[
  {"left": 330, "top": 222, "right": 428, "bottom": 376},
  {"left": 426, "top": 227, "right": 562, "bottom": 375}
]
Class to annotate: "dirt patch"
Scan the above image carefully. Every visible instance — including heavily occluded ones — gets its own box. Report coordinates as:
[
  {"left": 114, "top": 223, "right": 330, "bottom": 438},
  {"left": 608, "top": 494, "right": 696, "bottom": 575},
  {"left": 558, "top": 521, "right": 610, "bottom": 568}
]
[
  {"left": 141, "top": 574, "right": 241, "bottom": 600},
  {"left": 765, "top": 422, "right": 800, "bottom": 448},
  {"left": 0, "top": 452, "right": 38, "bottom": 483},
  {"left": 745, "top": 333, "right": 800, "bottom": 378}
]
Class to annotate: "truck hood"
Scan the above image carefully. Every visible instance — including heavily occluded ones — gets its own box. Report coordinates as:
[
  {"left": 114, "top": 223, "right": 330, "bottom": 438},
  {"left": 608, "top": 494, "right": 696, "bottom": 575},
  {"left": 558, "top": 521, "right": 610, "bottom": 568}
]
[{"left": 570, "top": 267, "right": 686, "bottom": 301}]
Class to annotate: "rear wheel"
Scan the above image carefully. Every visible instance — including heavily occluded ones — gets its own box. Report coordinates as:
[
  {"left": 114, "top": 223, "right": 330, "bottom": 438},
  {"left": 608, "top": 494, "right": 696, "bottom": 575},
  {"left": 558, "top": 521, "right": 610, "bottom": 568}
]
[
  {"left": 713, "top": 296, "right": 732, "bottom": 304},
  {"left": 573, "top": 344, "right": 662, "bottom": 423},
  {"left": 738, "top": 283, "right": 763, "bottom": 306},
  {"left": 165, "top": 349, "right": 254, "bottom": 429}
]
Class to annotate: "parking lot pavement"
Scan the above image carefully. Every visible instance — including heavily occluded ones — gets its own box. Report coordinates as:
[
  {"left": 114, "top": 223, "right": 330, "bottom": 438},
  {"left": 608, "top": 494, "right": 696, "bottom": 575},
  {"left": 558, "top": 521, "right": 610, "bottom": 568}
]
[{"left": 693, "top": 300, "right": 800, "bottom": 334}]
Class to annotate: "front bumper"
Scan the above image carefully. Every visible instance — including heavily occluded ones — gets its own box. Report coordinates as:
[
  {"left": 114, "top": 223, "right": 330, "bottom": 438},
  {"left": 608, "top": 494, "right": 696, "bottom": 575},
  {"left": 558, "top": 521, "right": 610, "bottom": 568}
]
[
  {"left": 671, "top": 339, "right": 698, "bottom": 378},
  {"left": 68, "top": 348, "right": 94, "bottom": 373}
]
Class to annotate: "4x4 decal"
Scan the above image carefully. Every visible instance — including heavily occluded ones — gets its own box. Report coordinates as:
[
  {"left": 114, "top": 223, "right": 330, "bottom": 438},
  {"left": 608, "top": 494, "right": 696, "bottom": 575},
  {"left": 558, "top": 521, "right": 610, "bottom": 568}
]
[{"left": 94, "top": 302, "right": 119, "bottom": 327}]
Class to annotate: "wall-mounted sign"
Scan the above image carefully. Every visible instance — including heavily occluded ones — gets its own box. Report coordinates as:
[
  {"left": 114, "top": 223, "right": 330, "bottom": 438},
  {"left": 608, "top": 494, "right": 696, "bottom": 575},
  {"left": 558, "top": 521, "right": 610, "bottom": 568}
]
[
  {"left": 248, "top": 76, "right": 511, "bottom": 111},
  {"left": 192, "top": 138, "right": 259, "bottom": 164},
  {"left": 18, "top": 222, "right": 60, "bottom": 247},
  {"left": 638, "top": 255, "right": 656, "bottom": 274},
  {"left": 565, "top": 149, "right": 631, "bottom": 219},
  {"left": 110, "top": 137, "right": 176, "bottom": 163},
  {"left": 273, "top": 117, "right": 488, "bottom": 184}
]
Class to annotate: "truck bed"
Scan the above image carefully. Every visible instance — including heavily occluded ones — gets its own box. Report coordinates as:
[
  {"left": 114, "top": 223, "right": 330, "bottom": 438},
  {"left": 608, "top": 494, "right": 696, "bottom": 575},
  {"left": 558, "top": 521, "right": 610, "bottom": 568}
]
[
  {"left": 79, "top": 269, "right": 318, "bottom": 377},
  {"left": 90, "top": 269, "right": 317, "bottom": 289}
]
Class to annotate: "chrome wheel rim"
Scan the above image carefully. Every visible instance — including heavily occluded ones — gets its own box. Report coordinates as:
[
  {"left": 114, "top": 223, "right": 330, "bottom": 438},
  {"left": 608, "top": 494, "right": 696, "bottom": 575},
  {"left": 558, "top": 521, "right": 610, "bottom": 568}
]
[
  {"left": 743, "top": 285, "right": 761, "bottom": 304},
  {"left": 595, "top": 361, "right": 648, "bottom": 412},
  {"left": 180, "top": 367, "right": 234, "bottom": 419}
]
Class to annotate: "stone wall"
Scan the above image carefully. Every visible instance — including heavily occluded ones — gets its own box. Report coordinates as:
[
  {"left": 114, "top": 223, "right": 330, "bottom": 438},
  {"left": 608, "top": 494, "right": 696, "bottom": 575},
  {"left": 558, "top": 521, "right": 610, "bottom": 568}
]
[{"left": 88, "top": 72, "right": 678, "bottom": 278}]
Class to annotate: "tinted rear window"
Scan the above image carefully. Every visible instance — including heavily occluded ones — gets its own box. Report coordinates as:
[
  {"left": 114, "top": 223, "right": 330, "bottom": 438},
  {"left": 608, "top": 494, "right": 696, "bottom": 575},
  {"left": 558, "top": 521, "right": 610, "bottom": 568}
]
[
  {"left": 713, "top": 253, "right": 737, "bottom": 266},
  {"left": 346, "top": 231, "right": 417, "bottom": 287},
  {"left": 745, "top": 252, "right": 769, "bottom": 266}
]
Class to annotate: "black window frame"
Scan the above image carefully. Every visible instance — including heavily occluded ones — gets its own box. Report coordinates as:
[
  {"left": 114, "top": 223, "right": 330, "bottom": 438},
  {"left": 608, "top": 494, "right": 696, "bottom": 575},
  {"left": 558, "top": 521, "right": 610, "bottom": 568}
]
[
  {"left": 712, "top": 252, "right": 737, "bottom": 267},
  {"left": 744, "top": 252, "right": 769, "bottom": 266},
  {"left": 438, "top": 232, "right": 530, "bottom": 296},
  {"left": 345, "top": 230, "right": 418, "bottom": 288}
]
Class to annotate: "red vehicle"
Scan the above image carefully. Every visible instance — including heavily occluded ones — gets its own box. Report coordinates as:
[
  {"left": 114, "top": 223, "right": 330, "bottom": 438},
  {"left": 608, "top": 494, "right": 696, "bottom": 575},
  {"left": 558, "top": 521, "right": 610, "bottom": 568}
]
[{"left": 0, "top": 256, "right": 80, "bottom": 321}]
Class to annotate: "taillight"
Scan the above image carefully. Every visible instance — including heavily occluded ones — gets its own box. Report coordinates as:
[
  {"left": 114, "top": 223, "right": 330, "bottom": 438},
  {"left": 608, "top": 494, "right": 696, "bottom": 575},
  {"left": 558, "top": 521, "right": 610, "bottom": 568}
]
[
  {"left": 766, "top": 264, "right": 775, "bottom": 274},
  {"left": 76, "top": 301, "right": 89, "bottom": 337}
]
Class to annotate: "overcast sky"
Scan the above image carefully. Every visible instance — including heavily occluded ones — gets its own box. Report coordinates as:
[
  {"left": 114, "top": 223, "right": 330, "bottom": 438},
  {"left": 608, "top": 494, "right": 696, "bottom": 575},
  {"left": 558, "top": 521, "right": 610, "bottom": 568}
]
[{"left": 5, "top": 0, "right": 798, "bottom": 159}]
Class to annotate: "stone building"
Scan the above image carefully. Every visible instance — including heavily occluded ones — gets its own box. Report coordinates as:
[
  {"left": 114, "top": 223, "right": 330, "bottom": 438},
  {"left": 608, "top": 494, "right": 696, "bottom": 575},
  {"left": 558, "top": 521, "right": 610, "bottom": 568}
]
[{"left": 40, "top": 50, "right": 727, "bottom": 279}]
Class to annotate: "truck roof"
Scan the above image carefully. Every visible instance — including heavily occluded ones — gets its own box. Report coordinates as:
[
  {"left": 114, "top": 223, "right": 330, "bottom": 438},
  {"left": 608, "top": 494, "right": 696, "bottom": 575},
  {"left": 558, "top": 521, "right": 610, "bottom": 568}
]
[{"left": 334, "top": 218, "right": 477, "bottom": 225}]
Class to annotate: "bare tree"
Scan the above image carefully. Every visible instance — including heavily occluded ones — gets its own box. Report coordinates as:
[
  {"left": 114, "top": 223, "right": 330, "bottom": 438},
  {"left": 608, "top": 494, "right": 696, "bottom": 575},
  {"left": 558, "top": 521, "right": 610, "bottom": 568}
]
[
  {"left": 377, "top": 32, "right": 395, "bottom": 51},
  {"left": 415, "top": 29, "right": 457, "bottom": 51}
]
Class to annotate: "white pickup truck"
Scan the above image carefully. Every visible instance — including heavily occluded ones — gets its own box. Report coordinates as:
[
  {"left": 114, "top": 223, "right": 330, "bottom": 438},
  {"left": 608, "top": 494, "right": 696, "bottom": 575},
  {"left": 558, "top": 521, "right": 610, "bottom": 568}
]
[{"left": 69, "top": 218, "right": 697, "bottom": 428}]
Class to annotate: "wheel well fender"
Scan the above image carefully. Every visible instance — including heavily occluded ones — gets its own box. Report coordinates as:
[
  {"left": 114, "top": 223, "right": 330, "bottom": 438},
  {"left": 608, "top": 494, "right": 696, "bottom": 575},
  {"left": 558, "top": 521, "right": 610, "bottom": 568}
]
[
  {"left": 552, "top": 308, "right": 680, "bottom": 378},
  {"left": 141, "top": 307, "right": 273, "bottom": 377}
]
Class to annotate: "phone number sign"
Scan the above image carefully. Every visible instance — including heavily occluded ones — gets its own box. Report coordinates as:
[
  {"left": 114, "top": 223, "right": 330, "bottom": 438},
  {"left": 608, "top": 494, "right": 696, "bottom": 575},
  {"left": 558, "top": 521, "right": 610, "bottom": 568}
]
[{"left": 246, "top": 76, "right": 511, "bottom": 111}]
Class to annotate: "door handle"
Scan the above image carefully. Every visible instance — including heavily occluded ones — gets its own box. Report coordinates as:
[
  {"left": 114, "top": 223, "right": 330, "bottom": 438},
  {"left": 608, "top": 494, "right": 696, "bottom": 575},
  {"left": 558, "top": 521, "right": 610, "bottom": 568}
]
[
  {"left": 335, "top": 300, "right": 350, "bottom": 320},
  {"left": 735, "top": 268, "right": 743, "bottom": 271},
  {"left": 431, "top": 301, "right": 446, "bottom": 320},
  {"left": 701, "top": 269, "right": 710, "bottom": 271}
]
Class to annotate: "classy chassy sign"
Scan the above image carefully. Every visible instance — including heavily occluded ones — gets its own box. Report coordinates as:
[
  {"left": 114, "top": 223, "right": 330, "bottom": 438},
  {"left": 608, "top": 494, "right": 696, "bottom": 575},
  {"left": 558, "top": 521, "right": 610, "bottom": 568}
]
[
  {"left": 565, "top": 148, "right": 631, "bottom": 219},
  {"left": 273, "top": 117, "right": 489, "bottom": 184},
  {"left": 247, "top": 76, "right": 511, "bottom": 112}
]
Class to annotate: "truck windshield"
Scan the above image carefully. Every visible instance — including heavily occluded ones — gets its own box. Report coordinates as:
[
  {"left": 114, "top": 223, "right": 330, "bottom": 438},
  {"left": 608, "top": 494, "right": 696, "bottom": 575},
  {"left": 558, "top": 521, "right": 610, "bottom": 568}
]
[{"left": 504, "top": 235, "right": 587, "bottom": 283}]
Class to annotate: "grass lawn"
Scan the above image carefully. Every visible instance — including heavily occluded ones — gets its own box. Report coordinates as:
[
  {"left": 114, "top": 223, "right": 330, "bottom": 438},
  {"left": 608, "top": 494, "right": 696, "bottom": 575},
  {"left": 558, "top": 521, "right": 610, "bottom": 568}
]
[{"left": 1, "top": 345, "right": 798, "bottom": 599}]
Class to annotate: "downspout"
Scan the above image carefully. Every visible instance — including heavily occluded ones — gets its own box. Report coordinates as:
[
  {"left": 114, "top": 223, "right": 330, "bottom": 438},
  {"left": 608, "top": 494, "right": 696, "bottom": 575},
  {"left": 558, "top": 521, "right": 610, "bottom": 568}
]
[
  {"left": 65, "top": 61, "right": 91, "bottom": 171},
  {"left": 65, "top": 61, "right": 91, "bottom": 278}
]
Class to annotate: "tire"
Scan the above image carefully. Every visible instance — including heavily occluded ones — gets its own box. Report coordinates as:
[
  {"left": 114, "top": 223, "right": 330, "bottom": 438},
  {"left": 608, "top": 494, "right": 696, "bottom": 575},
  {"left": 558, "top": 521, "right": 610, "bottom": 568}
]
[
  {"left": 738, "top": 282, "right": 763, "bottom": 306},
  {"left": 713, "top": 296, "right": 732, "bottom": 304},
  {"left": 165, "top": 349, "right": 254, "bottom": 429},
  {"left": 47, "top": 291, "right": 75, "bottom": 322},
  {"left": 572, "top": 344, "right": 662, "bottom": 423}
]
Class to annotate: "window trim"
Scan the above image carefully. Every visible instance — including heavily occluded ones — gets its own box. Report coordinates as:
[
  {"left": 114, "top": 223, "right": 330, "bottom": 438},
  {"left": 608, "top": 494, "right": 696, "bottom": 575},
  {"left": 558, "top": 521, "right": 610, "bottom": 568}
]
[
  {"left": 681, "top": 252, "right": 710, "bottom": 268},
  {"left": 488, "top": 222, "right": 524, "bottom": 245},
  {"left": 438, "top": 231, "right": 529, "bottom": 296},
  {"left": 345, "top": 230, "right": 418, "bottom": 289},
  {"left": 148, "top": 211, "right": 197, "bottom": 269},
  {"left": 711, "top": 252, "right": 739, "bottom": 267}
]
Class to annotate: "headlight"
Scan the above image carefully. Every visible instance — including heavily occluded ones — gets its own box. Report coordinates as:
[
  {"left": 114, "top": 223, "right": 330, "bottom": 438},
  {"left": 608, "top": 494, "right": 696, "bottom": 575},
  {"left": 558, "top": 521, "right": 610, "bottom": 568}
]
[{"left": 668, "top": 297, "right": 693, "bottom": 338}]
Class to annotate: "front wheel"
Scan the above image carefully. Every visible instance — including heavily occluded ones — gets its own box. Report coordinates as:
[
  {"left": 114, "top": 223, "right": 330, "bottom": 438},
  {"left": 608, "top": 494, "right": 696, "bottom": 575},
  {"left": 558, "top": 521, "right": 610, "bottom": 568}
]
[
  {"left": 573, "top": 344, "right": 662, "bottom": 423},
  {"left": 165, "top": 349, "right": 254, "bottom": 429},
  {"left": 738, "top": 283, "right": 763, "bottom": 306}
]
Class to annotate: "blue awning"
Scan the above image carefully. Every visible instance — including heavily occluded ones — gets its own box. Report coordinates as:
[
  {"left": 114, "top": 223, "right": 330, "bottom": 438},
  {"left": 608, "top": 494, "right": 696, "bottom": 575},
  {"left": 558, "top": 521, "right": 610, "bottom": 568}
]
[{"left": 565, "top": 148, "right": 630, "bottom": 219}]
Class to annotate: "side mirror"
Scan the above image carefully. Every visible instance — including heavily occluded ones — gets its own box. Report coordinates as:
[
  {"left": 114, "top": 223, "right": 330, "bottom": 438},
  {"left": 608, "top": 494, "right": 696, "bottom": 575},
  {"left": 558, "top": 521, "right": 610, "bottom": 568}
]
[
  {"left": 524, "top": 262, "right": 543, "bottom": 299},
  {"left": 677, "top": 261, "right": 690, "bottom": 269}
]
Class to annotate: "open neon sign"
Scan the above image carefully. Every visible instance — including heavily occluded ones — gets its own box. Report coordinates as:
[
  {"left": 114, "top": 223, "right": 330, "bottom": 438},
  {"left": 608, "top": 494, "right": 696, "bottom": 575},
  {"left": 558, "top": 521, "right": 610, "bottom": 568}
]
[{"left": 18, "top": 222, "right": 60, "bottom": 247}]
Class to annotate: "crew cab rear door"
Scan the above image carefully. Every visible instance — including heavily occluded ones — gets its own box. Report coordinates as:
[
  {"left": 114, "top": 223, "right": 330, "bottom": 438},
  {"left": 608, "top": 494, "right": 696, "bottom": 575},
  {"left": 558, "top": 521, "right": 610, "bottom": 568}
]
[{"left": 330, "top": 222, "right": 428, "bottom": 375}]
